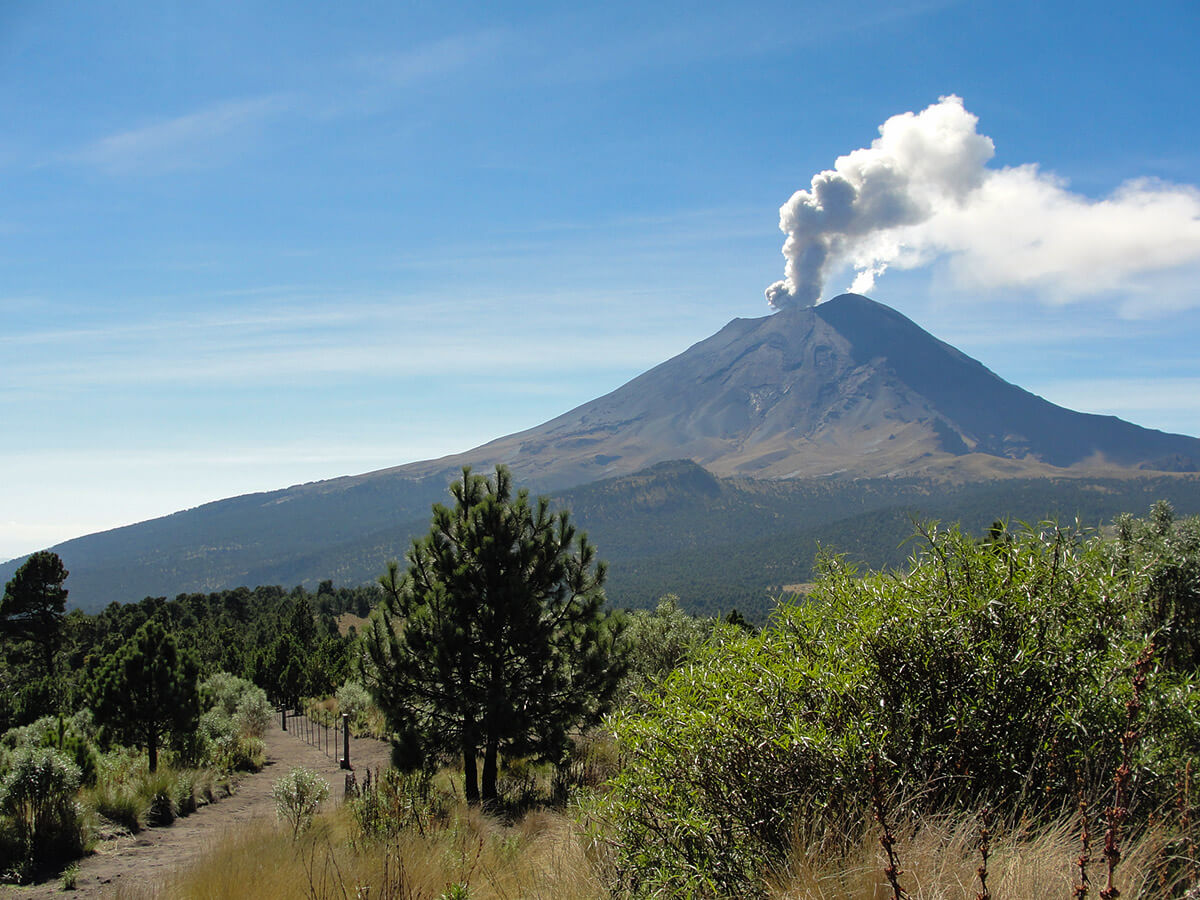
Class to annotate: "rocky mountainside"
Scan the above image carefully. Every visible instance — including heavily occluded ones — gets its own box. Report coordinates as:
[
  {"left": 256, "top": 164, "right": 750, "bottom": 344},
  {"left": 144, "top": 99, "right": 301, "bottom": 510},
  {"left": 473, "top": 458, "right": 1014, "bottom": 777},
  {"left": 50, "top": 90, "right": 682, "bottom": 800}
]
[
  {"left": 6, "top": 293, "right": 1199, "bottom": 610},
  {"left": 387, "top": 292, "right": 1200, "bottom": 485}
]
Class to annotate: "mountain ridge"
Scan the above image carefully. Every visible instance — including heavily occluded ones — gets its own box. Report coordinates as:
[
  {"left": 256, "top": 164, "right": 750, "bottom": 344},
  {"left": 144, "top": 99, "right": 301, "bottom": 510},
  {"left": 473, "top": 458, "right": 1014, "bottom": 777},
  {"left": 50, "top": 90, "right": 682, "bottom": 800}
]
[{"left": 5, "top": 292, "right": 1200, "bottom": 610}]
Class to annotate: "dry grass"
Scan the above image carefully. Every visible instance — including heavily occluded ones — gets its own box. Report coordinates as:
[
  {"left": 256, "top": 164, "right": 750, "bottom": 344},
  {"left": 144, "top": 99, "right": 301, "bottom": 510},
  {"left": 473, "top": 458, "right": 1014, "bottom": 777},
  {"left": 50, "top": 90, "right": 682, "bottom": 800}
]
[
  {"left": 132, "top": 804, "right": 608, "bottom": 900},
  {"left": 336, "top": 613, "right": 370, "bottom": 637},
  {"left": 768, "top": 811, "right": 1184, "bottom": 899},
  {"left": 109, "top": 800, "right": 1197, "bottom": 899}
]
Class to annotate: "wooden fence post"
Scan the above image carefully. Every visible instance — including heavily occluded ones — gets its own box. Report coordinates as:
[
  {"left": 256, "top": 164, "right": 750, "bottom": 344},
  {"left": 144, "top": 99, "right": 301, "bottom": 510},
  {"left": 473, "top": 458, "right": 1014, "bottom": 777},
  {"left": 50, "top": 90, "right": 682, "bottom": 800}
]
[{"left": 340, "top": 713, "right": 351, "bottom": 769}]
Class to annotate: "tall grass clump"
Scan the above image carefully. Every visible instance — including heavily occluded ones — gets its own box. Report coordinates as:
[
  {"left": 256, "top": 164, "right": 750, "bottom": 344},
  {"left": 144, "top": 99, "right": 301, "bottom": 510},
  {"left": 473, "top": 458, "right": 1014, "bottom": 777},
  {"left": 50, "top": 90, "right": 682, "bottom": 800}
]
[
  {"left": 84, "top": 749, "right": 215, "bottom": 833},
  {"left": 149, "top": 801, "right": 608, "bottom": 900},
  {"left": 594, "top": 518, "right": 1200, "bottom": 896}
]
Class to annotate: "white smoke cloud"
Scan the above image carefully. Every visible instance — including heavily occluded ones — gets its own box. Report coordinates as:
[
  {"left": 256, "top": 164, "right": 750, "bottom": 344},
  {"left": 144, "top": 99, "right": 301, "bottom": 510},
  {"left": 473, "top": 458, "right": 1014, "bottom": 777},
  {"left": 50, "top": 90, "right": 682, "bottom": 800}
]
[{"left": 767, "top": 95, "right": 1200, "bottom": 312}]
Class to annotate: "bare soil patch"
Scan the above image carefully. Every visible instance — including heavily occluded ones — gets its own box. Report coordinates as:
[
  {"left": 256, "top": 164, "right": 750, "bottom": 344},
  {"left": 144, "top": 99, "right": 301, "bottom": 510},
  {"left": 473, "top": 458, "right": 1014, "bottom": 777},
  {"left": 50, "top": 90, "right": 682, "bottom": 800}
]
[{"left": 7, "top": 721, "right": 392, "bottom": 899}]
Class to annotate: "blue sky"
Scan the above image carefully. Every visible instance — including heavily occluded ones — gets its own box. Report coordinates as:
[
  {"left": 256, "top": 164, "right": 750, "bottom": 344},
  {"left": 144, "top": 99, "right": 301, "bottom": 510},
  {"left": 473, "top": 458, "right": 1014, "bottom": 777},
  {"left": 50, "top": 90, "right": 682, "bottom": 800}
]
[{"left": 3, "top": 0, "right": 1200, "bottom": 561}]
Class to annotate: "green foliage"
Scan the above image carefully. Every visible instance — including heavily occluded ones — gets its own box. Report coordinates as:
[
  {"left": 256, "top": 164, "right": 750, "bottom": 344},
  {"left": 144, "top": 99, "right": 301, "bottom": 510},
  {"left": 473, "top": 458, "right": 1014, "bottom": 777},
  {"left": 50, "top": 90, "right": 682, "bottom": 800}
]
[
  {"left": 335, "top": 680, "right": 372, "bottom": 729},
  {"left": 200, "top": 672, "right": 272, "bottom": 742},
  {"left": 618, "top": 594, "right": 713, "bottom": 701},
  {"left": 59, "top": 862, "right": 78, "bottom": 890},
  {"left": 271, "top": 766, "right": 329, "bottom": 839},
  {"left": 84, "top": 750, "right": 217, "bottom": 832},
  {"left": 0, "top": 747, "right": 83, "bottom": 873},
  {"left": 90, "top": 620, "right": 200, "bottom": 772},
  {"left": 0, "top": 551, "right": 68, "bottom": 672},
  {"left": 347, "top": 767, "right": 450, "bottom": 847},
  {"left": 1113, "top": 501, "right": 1200, "bottom": 670},
  {"left": 597, "top": 517, "right": 1200, "bottom": 895},
  {"left": 192, "top": 674, "right": 270, "bottom": 773},
  {"left": 363, "top": 466, "right": 627, "bottom": 805}
]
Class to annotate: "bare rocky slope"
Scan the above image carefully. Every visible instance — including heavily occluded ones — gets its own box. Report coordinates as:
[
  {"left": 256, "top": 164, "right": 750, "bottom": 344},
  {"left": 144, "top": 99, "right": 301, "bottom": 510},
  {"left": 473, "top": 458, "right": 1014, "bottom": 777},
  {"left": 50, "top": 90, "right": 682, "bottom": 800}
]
[{"left": 6, "top": 293, "right": 1199, "bottom": 611}]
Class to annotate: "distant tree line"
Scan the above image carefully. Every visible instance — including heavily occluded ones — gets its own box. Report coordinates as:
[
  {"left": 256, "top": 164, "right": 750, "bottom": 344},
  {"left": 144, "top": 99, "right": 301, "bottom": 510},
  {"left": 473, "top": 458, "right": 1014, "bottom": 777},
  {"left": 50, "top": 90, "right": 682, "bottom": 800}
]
[{"left": 0, "top": 568, "right": 380, "bottom": 735}]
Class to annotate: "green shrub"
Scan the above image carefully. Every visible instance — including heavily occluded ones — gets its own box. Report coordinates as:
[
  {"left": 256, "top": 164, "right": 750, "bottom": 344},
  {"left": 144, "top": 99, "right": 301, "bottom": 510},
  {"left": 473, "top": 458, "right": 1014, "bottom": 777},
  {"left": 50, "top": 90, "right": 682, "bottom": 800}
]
[
  {"left": 596, "top": 521, "right": 1200, "bottom": 895},
  {"left": 201, "top": 672, "right": 259, "bottom": 718},
  {"left": 271, "top": 767, "right": 329, "bottom": 839},
  {"left": 4, "top": 715, "right": 102, "bottom": 788},
  {"left": 335, "top": 680, "right": 372, "bottom": 728},
  {"left": 0, "top": 747, "right": 84, "bottom": 871},
  {"left": 617, "top": 594, "right": 714, "bottom": 703},
  {"left": 226, "top": 736, "right": 266, "bottom": 772},
  {"left": 233, "top": 689, "right": 272, "bottom": 739}
]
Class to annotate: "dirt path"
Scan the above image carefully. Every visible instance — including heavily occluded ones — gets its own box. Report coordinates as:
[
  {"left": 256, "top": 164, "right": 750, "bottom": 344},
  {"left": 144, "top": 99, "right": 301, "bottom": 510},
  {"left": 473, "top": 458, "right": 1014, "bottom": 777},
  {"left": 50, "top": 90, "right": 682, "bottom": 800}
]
[{"left": 8, "top": 722, "right": 392, "bottom": 899}]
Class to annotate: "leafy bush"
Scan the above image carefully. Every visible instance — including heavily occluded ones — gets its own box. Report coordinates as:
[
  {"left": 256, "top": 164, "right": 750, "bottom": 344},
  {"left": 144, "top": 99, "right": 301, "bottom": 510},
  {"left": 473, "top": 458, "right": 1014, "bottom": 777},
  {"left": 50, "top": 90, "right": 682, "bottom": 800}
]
[
  {"left": 1, "top": 715, "right": 99, "bottom": 787},
  {"left": 198, "top": 700, "right": 268, "bottom": 773},
  {"left": 617, "top": 594, "right": 713, "bottom": 702},
  {"left": 233, "top": 689, "right": 272, "bottom": 739},
  {"left": 271, "top": 767, "right": 329, "bottom": 839},
  {"left": 0, "top": 747, "right": 84, "bottom": 872},
  {"left": 596, "top": 520, "right": 1200, "bottom": 895},
  {"left": 334, "top": 680, "right": 372, "bottom": 728},
  {"left": 201, "top": 672, "right": 257, "bottom": 717}
]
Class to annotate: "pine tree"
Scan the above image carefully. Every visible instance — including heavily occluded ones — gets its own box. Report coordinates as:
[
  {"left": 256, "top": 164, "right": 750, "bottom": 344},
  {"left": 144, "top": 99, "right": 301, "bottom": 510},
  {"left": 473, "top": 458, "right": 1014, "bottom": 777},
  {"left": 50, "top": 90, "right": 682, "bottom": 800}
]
[
  {"left": 1, "top": 551, "right": 69, "bottom": 672},
  {"left": 363, "top": 466, "right": 626, "bottom": 805},
  {"left": 90, "top": 620, "right": 199, "bottom": 772}
]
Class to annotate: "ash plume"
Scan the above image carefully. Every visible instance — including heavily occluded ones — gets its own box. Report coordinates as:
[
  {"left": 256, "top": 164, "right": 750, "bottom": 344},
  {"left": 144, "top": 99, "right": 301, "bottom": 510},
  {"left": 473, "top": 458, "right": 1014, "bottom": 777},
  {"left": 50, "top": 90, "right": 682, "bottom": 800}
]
[{"left": 766, "top": 96, "right": 1200, "bottom": 314}]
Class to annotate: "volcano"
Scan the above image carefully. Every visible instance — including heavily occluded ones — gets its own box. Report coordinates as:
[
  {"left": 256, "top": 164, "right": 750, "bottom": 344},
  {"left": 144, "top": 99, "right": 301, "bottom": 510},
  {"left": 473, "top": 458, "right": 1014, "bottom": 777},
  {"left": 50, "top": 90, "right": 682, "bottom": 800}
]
[
  {"left": 6, "top": 293, "right": 1199, "bottom": 609},
  {"left": 391, "top": 292, "right": 1200, "bottom": 484}
]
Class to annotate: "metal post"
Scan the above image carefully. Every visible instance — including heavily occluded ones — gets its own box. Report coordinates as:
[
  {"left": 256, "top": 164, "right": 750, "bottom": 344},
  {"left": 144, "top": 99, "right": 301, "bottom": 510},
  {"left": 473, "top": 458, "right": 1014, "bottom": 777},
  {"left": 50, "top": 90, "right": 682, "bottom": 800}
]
[
  {"left": 281, "top": 707, "right": 287, "bottom": 731},
  {"left": 341, "top": 712, "right": 351, "bottom": 769}
]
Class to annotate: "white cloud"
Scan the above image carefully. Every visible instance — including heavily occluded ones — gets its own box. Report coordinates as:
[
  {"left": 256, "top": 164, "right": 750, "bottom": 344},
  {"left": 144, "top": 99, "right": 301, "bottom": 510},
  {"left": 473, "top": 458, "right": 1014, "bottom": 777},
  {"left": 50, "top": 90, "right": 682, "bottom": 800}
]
[{"left": 768, "top": 96, "right": 1200, "bottom": 314}]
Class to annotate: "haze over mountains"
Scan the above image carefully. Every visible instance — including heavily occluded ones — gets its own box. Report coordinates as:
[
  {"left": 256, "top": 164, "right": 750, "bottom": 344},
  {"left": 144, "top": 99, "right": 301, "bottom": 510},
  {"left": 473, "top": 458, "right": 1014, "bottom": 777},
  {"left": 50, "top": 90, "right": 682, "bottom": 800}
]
[{"left": 7, "top": 293, "right": 1200, "bottom": 613}]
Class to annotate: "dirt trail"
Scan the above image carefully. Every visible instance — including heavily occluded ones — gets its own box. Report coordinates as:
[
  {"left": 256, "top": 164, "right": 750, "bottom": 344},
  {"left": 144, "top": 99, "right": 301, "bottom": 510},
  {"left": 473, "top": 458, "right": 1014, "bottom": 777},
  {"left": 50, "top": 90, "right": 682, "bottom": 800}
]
[{"left": 8, "top": 721, "right": 392, "bottom": 899}]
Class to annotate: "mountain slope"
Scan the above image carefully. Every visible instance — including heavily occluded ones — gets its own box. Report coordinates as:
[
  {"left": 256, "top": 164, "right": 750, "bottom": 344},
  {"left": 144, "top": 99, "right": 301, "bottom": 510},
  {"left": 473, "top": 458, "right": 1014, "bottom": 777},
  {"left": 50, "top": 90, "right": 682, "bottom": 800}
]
[
  {"left": 383, "top": 293, "right": 1200, "bottom": 483},
  {"left": 5, "top": 292, "right": 1200, "bottom": 611}
]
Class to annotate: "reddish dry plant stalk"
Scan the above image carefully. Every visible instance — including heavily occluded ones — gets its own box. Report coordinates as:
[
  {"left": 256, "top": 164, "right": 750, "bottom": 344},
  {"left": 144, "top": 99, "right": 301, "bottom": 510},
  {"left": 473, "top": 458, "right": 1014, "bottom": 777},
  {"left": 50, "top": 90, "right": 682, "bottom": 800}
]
[
  {"left": 1099, "top": 643, "right": 1155, "bottom": 900},
  {"left": 1181, "top": 761, "right": 1196, "bottom": 889},
  {"left": 1075, "top": 796, "right": 1092, "bottom": 899},
  {"left": 976, "top": 806, "right": 992, "bottom": 900},
  {"left": 869, "top": 753, "right": 907, "bottom": 900}
]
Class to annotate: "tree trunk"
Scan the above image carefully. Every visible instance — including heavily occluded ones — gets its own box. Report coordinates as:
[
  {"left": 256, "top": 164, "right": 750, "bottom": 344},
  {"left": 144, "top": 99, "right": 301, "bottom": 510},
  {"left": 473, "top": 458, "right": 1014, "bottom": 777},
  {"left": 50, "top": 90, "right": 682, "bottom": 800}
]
[
  {"left": 462, "top": 713, "right": 480, "bottom": 805},
  {"left": 482, "top": 733, "right": 499, "bottom": 807},
  {"left": 148, "top": 735, "right": 159, "bottom": 773}
]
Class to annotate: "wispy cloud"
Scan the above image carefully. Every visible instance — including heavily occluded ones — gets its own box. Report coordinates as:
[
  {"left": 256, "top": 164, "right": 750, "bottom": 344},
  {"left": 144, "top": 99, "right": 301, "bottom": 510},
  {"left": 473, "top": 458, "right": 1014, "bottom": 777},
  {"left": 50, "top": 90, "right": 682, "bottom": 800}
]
[
  {"left": 356, "top": 29, "right": 513, "bottom": 88},
  {"left": 71, "top": 95, "right": 289, "bottom": 175},
  {"left": 0, "top": 290, "right": 683, "bottom": 391}
]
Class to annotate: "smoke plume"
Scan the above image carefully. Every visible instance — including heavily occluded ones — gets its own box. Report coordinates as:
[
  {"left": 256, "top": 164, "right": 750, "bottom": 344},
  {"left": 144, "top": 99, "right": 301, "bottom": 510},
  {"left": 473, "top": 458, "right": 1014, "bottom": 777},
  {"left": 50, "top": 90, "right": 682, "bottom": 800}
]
[{"left": 767, "top": 95, "right": 1200, "bottom": 312}]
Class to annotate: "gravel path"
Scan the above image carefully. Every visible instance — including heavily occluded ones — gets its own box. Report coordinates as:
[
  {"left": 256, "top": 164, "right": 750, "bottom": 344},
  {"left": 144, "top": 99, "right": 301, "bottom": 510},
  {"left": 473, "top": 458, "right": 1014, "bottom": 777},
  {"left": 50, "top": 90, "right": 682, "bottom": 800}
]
[{"left": 7, "top": 720, "right": 392, "bottom": 899}]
